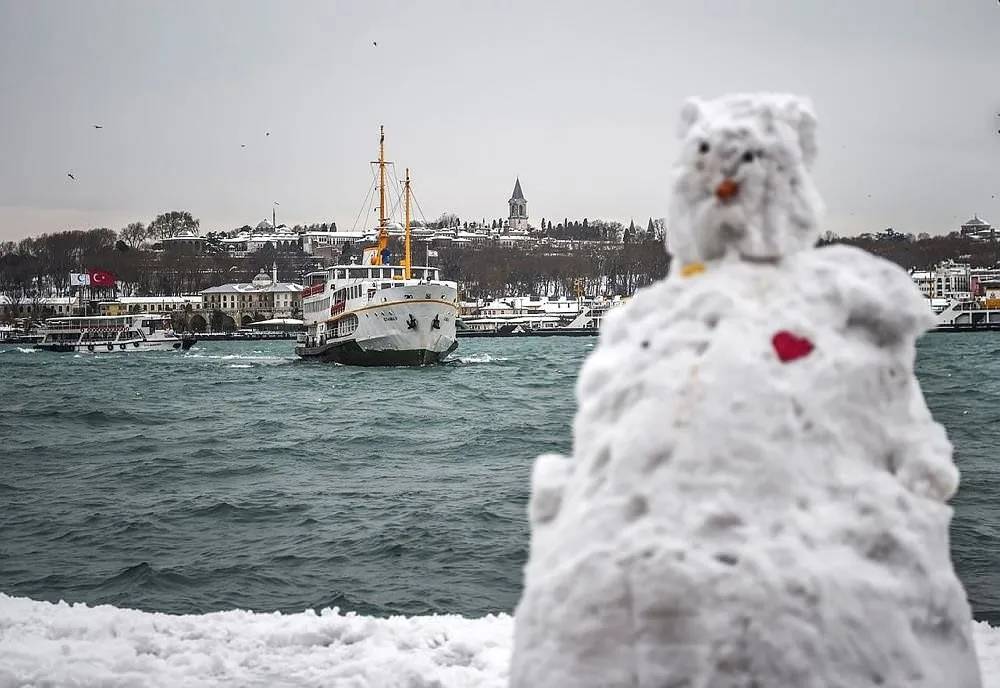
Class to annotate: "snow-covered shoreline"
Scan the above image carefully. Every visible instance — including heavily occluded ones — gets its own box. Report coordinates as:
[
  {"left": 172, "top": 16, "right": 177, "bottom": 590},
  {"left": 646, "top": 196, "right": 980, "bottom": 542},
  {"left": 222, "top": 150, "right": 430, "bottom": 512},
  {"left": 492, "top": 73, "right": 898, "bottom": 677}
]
[
  {"left": 0, "top": 593, "right": 998, "bottom": 687},
  {"left": 0, "top": 594, "right": 511, "bottom": 688}
]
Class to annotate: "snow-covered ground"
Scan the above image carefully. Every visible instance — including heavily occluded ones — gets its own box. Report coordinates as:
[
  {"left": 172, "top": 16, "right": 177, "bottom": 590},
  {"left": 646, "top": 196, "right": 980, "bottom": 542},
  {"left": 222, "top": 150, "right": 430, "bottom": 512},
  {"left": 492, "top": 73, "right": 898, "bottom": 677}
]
[
  {"left": 0, "top": 594, "right": 511, "bottom": 688},
  {"left": 0, "top": 594, "right": 998, "bottom": 687}
]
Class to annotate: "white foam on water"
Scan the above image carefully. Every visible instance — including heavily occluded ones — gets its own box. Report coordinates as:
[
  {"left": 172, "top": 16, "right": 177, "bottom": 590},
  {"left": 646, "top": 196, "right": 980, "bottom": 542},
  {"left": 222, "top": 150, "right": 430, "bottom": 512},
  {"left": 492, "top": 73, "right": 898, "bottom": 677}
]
[{"left": 457, "top": 353, "right": 508, "bottom": 365}]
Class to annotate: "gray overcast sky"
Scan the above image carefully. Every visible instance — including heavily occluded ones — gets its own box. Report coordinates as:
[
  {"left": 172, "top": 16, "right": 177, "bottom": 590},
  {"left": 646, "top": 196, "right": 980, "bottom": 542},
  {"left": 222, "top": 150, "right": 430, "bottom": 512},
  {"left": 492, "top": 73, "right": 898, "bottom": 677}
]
[{"left": 0, "top": 0, "right": 997, "bottom": 242}]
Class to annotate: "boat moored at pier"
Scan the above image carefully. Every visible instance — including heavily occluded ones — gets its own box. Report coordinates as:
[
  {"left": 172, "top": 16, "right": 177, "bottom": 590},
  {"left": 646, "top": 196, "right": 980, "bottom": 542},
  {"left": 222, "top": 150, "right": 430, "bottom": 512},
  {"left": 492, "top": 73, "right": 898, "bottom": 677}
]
[{"left": 35, "top": 315, "right": 196, "bottom": 352}]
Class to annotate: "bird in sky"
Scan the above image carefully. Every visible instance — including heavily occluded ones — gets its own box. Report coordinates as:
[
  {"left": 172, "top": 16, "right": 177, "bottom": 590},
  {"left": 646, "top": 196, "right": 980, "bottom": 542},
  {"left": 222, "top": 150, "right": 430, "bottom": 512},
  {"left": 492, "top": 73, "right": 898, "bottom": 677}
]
[
  {"left": 265, "top": 132, "right": 270, "bottom": 137},
  {"left": 67, "top": 172, "right": 76, "bottom": 180},
  {"left": 373, "top": 41, "right": 377, "bottom": 47},
  {"left": 93, "top": 124, "right": 103, "bottom": 129},
  {"left": 241, "top": 144, "right": 247, "bottom": 148}
]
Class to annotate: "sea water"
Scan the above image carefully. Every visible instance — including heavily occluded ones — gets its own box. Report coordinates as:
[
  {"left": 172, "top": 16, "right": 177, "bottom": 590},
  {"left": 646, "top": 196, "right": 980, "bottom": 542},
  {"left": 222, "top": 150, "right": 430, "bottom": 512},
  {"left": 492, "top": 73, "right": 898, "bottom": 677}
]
[{"left": 0, "top": 335, "right": 997, "bottom": 622}]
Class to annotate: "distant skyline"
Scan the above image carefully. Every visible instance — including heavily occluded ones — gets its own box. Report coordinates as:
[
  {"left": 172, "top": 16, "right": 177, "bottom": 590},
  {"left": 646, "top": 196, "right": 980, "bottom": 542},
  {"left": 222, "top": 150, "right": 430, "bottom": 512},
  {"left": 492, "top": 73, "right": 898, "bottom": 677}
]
[{"left": 1, "top": 0, "right": 998, "bottom": 242}]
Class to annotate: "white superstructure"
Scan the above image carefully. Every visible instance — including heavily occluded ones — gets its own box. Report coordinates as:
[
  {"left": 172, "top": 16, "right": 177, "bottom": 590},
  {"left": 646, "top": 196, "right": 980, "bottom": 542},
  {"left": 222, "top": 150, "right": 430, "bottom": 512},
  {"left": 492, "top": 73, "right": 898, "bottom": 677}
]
[
  {"left": 35, "top": 315, "right": 195, "bottom": 353},
  {"left": 296, "top": 264, "right": 458, "bottom": 365}
]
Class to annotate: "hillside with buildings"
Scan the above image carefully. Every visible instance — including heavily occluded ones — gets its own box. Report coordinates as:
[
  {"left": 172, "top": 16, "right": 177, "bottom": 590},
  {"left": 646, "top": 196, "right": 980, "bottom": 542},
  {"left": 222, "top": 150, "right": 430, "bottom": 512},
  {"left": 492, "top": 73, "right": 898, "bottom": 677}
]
[{"left": 1, "top": 191, "right": 997, "bottom": 333}]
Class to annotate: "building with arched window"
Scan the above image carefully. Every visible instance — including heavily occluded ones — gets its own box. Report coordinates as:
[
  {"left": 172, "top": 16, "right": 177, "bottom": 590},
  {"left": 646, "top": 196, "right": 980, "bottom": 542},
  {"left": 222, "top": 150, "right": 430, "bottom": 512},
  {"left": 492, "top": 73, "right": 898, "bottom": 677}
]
[{"left": 508, "top": 178, "right": 528, "bottom": 232}]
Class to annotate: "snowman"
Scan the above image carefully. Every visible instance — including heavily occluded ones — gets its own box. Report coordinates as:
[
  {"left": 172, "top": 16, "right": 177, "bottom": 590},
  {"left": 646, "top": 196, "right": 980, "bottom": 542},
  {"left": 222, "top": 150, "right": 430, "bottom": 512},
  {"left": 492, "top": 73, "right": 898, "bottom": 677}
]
[{"left": 510, "top": 94, "right": 981, "bottom": 688}]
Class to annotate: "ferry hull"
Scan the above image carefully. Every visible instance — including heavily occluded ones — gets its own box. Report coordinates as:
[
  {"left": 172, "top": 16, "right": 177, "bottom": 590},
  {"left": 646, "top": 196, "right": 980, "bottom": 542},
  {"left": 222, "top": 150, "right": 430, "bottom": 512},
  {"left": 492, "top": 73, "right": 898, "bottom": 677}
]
[
  {"left": 296, "top": 339, "right": 458, "bottom": 366},
  {"left": 296, "top": 296, "right": 458, "bottom": 367}
]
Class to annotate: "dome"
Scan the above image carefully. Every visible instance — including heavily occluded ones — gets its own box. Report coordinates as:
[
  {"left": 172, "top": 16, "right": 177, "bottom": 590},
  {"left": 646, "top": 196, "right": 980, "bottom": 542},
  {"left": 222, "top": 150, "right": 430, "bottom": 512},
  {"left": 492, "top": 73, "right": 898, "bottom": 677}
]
[
  {"left": 251, "top": 269, "right": 273, "bottom": 287},
  {"left": 963, "top": 215, "right": 988, "bottom": 227}
]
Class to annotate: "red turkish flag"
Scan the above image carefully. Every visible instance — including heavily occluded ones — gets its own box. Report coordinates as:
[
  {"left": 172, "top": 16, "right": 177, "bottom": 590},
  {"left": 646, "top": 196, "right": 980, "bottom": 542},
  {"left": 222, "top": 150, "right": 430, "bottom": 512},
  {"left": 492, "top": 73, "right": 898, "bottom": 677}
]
[{"left": 89, "top": 269, "right": 116, "bottom": 287}]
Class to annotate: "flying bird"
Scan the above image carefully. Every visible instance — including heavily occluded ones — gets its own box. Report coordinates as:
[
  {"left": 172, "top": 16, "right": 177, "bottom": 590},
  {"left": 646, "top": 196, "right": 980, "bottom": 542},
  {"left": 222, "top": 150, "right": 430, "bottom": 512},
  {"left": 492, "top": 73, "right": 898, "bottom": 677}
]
[
  {"left": 67, "top": 172, "right": 76, "bottom": 180},
  {"left": 265, "top": 132, "right": 270, "bottom": 136},
  {"left": 93, "top": 124, "right": 103, "bottom": 129},
  {"left": 241, "top": 144, "right": 247, "bottom": 148},
  {"left": 373, "top": 41, "right": 377, "bottom": 47}
]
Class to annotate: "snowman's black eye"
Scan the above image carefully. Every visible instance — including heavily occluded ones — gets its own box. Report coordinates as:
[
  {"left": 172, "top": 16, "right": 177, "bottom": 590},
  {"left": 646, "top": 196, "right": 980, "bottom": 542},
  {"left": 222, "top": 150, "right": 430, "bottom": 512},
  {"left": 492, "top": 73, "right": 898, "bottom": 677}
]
[
  {"left": 741, "top": 151, "right": 755, "bottom": 163},
  {"left": 698, "top": 141, "right": 710, "bottom": 154}
]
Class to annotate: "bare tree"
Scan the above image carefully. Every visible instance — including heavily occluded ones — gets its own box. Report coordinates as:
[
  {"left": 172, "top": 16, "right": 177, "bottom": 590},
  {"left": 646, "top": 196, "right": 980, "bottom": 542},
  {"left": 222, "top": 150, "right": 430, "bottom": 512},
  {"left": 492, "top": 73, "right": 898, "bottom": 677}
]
[{"left": 120, "top": 222, "right": 149, "bottom": 249}]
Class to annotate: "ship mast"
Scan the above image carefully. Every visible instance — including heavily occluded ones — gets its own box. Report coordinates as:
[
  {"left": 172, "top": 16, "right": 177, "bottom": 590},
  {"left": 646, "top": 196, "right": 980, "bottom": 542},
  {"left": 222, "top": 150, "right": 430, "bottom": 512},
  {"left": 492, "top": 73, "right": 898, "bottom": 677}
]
[
  {"left": 404, "top": 168, "right": 412, "bottom": 280},
  {"left": 369, "top": 125, "right": 390, "bottom": 266},
  {"left": 378, "top": 125, "right": 387, "bottom": 231}
]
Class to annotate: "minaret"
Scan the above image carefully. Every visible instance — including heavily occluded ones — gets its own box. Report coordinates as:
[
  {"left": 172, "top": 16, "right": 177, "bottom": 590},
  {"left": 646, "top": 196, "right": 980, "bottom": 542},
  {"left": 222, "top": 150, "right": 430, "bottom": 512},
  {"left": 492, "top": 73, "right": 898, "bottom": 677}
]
[
  {"left": 508, "top": 178, "right": 528, "bottom": 232},
  {"left": 271, "top": 261, "right": 278, "bottom": 284}
]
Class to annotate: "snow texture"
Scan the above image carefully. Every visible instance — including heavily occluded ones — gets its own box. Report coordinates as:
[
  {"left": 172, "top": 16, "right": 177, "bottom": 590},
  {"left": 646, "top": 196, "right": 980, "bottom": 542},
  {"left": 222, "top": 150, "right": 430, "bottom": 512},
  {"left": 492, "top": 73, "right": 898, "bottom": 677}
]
[
  {"left": 511, "top": 94, "right": 982, "bottom": 687},
  {"left": 0, "top": 594, "right": 511, "bottom": 688},
  {"left": 668, "top": 93, "right": 824, "bottom": 266},
  {"left": 2, "top": 595, "right": 1000, "bottom": 688}
]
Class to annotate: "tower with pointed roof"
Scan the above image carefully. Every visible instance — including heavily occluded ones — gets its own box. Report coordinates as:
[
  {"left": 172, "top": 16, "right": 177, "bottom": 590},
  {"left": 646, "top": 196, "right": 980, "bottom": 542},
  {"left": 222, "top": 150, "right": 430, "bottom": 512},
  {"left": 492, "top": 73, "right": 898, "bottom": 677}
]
[{"left": 508, "top": 178, "right": 528, "bottom": 232}]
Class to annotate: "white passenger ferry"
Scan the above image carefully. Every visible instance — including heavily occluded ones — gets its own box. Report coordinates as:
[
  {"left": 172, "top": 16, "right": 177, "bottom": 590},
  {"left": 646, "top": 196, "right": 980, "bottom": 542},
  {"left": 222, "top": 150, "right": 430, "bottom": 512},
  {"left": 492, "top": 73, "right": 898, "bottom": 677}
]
[
  {"left": 35, "top": 314, "right": 196, "bottom": 353},
  {"left": 295, "top": 128, "right": 458, "bottom": 366}
]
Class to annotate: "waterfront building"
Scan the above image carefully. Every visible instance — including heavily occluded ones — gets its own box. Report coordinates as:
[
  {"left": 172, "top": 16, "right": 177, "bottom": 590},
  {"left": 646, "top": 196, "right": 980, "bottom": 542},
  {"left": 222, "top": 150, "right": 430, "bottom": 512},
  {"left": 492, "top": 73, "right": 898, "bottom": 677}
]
[
  {"left": 930, "top": 261, "right": 971, "bottom": 300},
  {"left": 508, "top": 178, "right": 529, "bottom": 233},
  {"left": 201, "top": 263, "right": 303, "bottom": 329},
  {"left": 1, "top": 295, "right": 77, "bottom": 318},
  {"left": 99, "top": 296, "right": 204, "bottom": 316}
]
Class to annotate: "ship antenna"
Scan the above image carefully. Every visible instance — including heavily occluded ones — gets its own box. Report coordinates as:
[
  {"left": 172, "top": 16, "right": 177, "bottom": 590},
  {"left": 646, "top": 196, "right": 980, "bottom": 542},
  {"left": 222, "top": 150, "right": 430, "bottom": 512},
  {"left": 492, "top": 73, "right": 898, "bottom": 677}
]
[{"left": 404, "top": 168, "right": 412, "bottom": 280}]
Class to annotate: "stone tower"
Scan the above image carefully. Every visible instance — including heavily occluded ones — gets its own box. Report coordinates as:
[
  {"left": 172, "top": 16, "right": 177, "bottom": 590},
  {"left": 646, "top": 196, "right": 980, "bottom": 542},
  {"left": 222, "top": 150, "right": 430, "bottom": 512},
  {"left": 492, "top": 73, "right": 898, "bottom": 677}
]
[{"left": 508, "top": 178, "right": 528, "bottom": 232}]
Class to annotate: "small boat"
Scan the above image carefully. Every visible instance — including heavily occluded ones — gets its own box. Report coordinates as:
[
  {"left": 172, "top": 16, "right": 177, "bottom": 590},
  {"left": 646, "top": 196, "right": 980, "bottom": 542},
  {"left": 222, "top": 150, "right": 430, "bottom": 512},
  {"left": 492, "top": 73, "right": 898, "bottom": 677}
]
[
  {"left": 295, "top": 127, "right": 458, "bottom": 366},
  {"left": 35, "top": 314, "right": 196, "bottom": 352}
]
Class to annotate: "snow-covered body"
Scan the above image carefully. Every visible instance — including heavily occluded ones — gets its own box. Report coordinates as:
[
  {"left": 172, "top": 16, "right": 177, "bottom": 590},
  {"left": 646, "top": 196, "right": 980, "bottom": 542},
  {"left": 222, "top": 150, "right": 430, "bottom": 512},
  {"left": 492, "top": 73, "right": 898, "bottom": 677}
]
[{"left": 511, "top": 94, "right": 981, "bottom": 687}]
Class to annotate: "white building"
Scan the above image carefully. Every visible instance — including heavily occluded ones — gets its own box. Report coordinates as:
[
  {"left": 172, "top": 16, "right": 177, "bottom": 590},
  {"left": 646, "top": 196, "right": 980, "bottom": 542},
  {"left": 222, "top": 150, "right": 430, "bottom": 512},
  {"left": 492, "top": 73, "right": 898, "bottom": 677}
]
[
  {"left": 219, "top": 229, "right": 302, "bottom": 257},
  {"left": 201, "top": 264, "right": 304, "bottom": 328},
  {"left": 930, "top": 261, "right": 971, "bottom": 300},
  {"left": 300, "top": 231, "right": 368, "bottom": 255},
  {"left": 99, "top": 296, "right": 204, "bottom": 316}
]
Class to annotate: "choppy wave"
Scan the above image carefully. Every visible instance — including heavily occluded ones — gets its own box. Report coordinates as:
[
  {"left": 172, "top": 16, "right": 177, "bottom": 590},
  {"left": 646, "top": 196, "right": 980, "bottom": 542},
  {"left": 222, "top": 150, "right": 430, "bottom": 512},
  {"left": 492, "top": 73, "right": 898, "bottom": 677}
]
[
  {"left": 455, "top": 352, "right": 509, "bottom": 364},
  {"left": 2, "top": 336, "right": 998, "bottom": 627}
]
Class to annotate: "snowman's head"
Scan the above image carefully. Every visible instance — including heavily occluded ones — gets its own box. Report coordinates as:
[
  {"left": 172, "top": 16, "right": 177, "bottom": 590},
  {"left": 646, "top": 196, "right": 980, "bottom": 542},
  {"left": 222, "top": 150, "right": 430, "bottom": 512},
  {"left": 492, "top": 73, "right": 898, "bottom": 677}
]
[{"left": 667, "top": 94, "right": 823, "bottom": 267}]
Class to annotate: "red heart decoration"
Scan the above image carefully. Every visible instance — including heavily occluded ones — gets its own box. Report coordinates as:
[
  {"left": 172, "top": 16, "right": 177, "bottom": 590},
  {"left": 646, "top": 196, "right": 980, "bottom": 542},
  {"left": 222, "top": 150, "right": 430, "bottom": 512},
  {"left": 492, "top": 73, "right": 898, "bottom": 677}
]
[{"left": 772, "top": 330, "right": 814, "bottom": 363}]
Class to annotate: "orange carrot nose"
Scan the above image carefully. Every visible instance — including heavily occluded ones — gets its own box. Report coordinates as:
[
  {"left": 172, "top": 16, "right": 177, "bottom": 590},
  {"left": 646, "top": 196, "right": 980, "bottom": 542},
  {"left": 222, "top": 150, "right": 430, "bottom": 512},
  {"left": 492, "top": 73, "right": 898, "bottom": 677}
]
[{"left": 715, "top": 178, "right": 739, "bottom": 201}]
